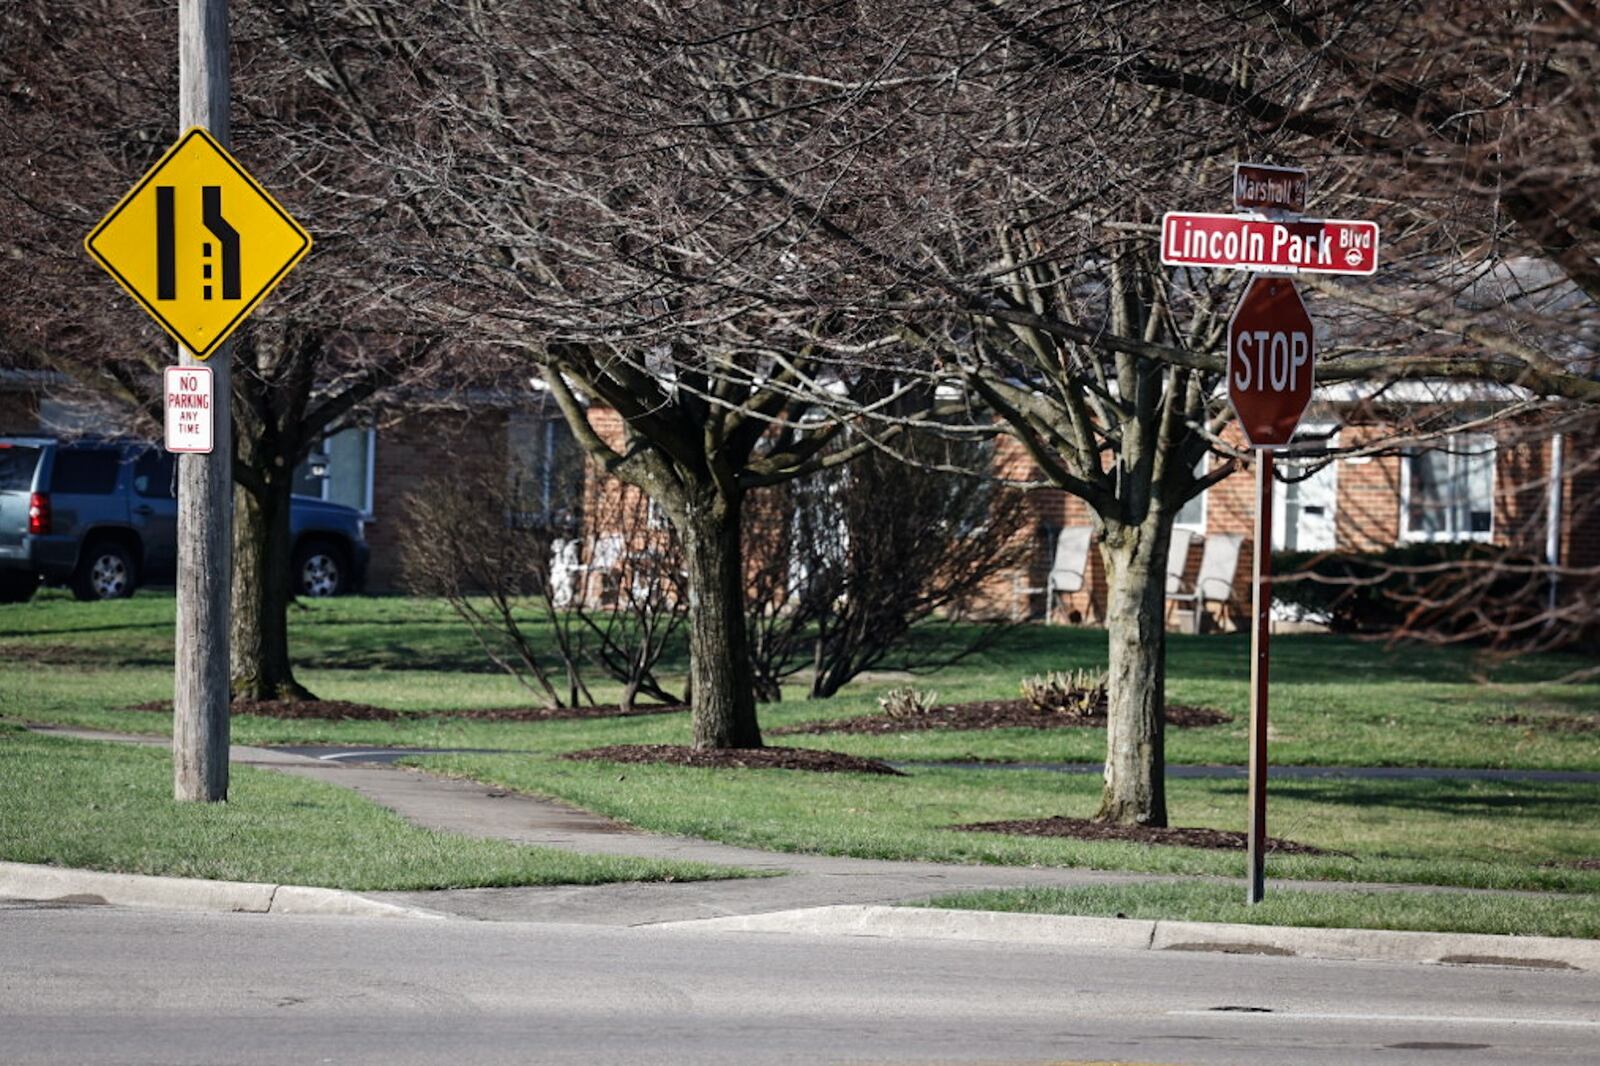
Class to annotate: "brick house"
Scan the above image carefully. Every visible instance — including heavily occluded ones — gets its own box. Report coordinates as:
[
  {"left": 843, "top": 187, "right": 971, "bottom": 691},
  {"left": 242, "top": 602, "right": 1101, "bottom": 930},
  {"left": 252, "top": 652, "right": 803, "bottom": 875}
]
[
  {"left": 0, "top": 370, "right": 46, "bottom": 429},
  {"left": 5, "top": 367, "right": 1594, "bottom": 623},
  {"left": 1004, "top": 384, "right": 1599, "bottom": 631},
  {"left": 339, "top": 388, "right": 584, "bottom": 591}
]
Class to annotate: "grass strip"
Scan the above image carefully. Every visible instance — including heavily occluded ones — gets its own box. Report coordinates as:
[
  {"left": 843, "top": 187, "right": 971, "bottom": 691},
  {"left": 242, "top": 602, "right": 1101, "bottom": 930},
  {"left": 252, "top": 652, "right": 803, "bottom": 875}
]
[
  {"left": 407, "top": 754, "right": 1600, "bottom": 894},
  {"left": 913, "top": 882, "right": 1600, "bottom": 940},
  {"left": 0, "top": 731, "right": 746, "bottom": 891}
]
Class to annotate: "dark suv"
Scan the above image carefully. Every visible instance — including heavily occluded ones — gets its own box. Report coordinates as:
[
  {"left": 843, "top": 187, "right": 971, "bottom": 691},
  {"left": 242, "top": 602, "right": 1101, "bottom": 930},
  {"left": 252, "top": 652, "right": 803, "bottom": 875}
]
[{"left": 0, "top": 437, "right": 369, "bottom": 603}]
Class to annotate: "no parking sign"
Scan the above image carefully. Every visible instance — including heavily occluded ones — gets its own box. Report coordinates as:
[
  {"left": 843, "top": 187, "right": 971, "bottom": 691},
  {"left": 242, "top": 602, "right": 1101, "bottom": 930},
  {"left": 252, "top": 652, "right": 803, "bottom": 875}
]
[{"left": 164, "top": 366, "right": 214, "bottom": 453}]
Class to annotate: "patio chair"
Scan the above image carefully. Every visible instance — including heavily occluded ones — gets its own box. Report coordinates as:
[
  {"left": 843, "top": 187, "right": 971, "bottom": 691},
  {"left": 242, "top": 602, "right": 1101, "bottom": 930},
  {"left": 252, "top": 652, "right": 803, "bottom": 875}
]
[
  {"left": 1015, "top": 525, "right": 1093, "bottom": 623},
  {"left": 548, "top": 538, "right": 581, "bottom": 608},
  {"left": 577, "top": 534, "right": 624, "bottom": 606},
  {"left": 1166, "top": 532, "right": 1244, "bottom": 634}
]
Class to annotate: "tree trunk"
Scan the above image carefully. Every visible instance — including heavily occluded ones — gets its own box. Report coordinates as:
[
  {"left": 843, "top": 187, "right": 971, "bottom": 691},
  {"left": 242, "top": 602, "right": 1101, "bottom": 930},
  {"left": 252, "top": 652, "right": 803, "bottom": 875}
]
[
  {"left": 678, "top": 487, "right": 762, "bottom": 748},
  {"left": 1094, "top": 518, "right": 1170, "bottom": 826},
  {"left": 231, "top": 469, "right": 313, "bottom": 701}
]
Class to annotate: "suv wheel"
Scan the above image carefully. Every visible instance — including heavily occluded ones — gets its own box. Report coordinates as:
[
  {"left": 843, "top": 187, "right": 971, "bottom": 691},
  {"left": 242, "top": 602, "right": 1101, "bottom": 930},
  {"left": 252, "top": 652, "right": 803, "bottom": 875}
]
[
  {"left": 294, "top": 539, "right": 348, "bottom": 597},
  {"left": 73, "top": 541, "right": 138, "bottom": 601}
]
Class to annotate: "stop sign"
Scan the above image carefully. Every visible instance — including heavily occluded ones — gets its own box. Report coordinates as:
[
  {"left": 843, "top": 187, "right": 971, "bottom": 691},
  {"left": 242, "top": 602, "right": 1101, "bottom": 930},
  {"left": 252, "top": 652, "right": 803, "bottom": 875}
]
[{"left": 1226, "top": 275, "right": 1315, "bottom": 447}]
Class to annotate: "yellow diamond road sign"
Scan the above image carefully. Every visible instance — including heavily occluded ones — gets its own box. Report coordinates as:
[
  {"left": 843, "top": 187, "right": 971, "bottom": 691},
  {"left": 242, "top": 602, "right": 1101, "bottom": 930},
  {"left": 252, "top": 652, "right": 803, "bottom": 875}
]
[{"left": 84, "top": 127, "right": 311, "bottom": 360}]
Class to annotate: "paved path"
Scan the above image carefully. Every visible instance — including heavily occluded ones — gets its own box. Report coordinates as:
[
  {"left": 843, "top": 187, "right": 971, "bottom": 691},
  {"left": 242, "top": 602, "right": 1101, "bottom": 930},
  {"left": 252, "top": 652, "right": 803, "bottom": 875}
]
[
  {"left": 271, "top": 743, "right": 1600, "bottom": 783},
  {"left": 902, "top": 760, "right": 1600, "bottom": 783},
  {"left": 29, "top": 727, "right": 1585, "bottom": 926}
]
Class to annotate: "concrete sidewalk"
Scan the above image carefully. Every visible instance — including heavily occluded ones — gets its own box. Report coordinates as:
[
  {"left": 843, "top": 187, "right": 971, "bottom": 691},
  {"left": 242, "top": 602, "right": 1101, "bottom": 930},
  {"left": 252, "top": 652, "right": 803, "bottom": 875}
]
[{"left": 9, "top": 726, "right": 1598, "bottom": 972}]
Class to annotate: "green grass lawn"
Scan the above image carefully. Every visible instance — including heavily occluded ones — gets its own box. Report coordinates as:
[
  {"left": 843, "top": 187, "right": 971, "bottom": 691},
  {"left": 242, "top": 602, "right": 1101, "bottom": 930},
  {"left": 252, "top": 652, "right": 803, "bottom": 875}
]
[
  {"left": 2, "top": 591, "right": 1597, "bottom": 912},
  {"left": 913, "top": 882, "right": 1600, "bottom": 940},
  {"left": 0, "top": 728, "right": 743, "bottom": 890},
  {"left": 3, "top": 590, "right": 1597, "bottom": 770}
]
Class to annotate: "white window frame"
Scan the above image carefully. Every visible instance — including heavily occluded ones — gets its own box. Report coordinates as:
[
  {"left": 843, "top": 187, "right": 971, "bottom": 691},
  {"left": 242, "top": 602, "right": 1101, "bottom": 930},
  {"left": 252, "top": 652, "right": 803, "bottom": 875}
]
[
  {"left": 1399, "top": 432, "right": 1495, "bottom": 544},
  {"left": 1173, "top": 455, "right": 1209, "bottom": 535}
]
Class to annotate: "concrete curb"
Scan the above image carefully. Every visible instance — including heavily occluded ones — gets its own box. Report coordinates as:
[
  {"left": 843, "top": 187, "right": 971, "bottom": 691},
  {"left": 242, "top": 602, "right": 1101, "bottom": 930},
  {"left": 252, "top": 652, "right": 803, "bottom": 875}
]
[
  {"left": 656, "top": 904, "right": 1600, "bottom": 972},
  {"left": 0, "top": 861, "right": 447, "bottom": 920}
]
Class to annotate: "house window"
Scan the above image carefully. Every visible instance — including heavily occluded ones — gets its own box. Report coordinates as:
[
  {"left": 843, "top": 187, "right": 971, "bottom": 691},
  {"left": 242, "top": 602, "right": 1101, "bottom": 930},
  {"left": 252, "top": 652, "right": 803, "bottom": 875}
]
[
  {"left": 292, "top": 427, "right": 375, "bottom": 515},
  {"left": 1402, "top": 433, "right": 1494, "bottom": 542},
  {"left": 1173, "top": 456, "right": 1208, "bottom": 532},
  {"left": 507, "top": 414, "right": 583, "bottom": 531}
]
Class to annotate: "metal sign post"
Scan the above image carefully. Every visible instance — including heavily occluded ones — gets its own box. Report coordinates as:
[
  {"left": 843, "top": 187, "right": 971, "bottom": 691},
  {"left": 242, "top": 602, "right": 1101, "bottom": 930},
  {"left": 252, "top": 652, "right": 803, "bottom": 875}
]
[
  {"left": 1246, "top": 451, "right": 1275, "bottom": 904},
  {"left": 1165, "top": 161, "right": 1377, "bottom": 904},
  {"left": 1227, "top": 277, "right": 1313, "bottom": 904}
]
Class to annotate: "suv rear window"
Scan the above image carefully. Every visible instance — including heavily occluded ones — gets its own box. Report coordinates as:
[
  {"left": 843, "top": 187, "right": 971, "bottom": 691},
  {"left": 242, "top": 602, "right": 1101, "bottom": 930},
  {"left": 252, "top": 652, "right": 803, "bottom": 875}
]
[
  {"left": 51, "top": 449, "right": 122, "bottom": 495},
  {"left": 0, "top": 445, "right": 42, "bottom": 491}
]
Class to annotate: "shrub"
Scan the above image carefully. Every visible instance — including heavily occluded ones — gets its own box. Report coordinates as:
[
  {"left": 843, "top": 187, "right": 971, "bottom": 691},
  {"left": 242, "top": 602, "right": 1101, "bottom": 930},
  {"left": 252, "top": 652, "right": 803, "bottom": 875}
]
[
  {"left": 744, "top": 430, "right": 1029, "bottom": 701},
  {"left": 878, "top": 686, "right": 940, "bottom": 719},
  {"left": 1273, "top": 543, "right": 1552, "bottom": 637},
  {"left": 1020, "top": 668, "right": 1107, "bottom": 717},
  {"left": 400, "top": 464, "right": 685, "bottom": 711}
]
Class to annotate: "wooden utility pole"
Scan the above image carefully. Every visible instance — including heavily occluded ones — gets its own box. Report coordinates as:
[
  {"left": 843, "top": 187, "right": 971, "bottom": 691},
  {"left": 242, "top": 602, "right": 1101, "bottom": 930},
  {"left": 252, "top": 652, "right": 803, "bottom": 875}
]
[{"left": 173, "top": 0, "right": 232, "bottom": 802}]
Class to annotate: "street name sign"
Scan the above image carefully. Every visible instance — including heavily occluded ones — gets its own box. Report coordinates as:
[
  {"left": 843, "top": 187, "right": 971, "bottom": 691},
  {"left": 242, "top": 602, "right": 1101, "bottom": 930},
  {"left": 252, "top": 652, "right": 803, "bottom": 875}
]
[
  {"left": 1227, "top": 275, "right": 1316, "bottom": 449},
  {"left": 85, "top": 127, "right": 312, "bottom": 359},
  {"left": 164, "top": 366, "right": 214, "bottom": 453},
  {"left": 1233, "top": 163, "right": 1308, "bottom": 213},
  {"left": 1160, "top": 212, "right": 1379, "bottom": 275}
]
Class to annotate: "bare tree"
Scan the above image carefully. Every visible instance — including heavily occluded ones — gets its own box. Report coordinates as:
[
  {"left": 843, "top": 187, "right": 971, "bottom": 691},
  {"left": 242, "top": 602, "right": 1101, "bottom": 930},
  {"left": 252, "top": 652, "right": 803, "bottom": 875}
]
[
  {"left": 567, "top": 475, "right": 689, "bottom": 712},
  {"left": 300, "top": 2, "right": 910, "bottom": 748},
  {"left": 0, "top": 0, "right": 450, "bottom": 700},
  {"left": 403, "top": 461, "right": 689, "bottom": 712},
  {"left": 401, "top": 465, "right": 587, "bottom": 710}
]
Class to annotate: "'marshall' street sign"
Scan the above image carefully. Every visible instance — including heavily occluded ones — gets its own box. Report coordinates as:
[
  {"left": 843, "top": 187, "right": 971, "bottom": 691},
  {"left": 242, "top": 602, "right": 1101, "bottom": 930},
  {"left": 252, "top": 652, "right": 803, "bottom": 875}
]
[
  {"left": 1233, "top": 162, "right": 1308, "bottom": 214},
  {"left": 1160, "top": 212, "right": 1378, "bottom": 275},
  {"left": 85, "top": 127, "right": 311, "bottom": 359}
]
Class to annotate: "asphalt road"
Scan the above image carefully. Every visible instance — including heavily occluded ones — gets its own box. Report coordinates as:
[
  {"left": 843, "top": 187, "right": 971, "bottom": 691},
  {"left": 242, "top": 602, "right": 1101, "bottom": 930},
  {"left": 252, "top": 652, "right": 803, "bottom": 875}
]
[{"left": 4, "top": 900, "right": 1597, "bottom": 1065}]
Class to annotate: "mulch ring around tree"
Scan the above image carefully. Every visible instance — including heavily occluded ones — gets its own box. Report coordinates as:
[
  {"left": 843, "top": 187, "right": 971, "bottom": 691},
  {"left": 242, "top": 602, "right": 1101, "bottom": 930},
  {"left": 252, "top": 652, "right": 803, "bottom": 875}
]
[
  {"left": 1489, "top": 713, "right": 1600, "bottom": 735},
  {"left": 563, "top": 744, "right": 907, "bottom": 776},
  {"left": 949, "top": 815, "right": 1337, "bottom": 856},
  {"left": 772, "top": 698, "right": 1230, "bottom": 737},
  {"left": 1543, "top": 858, "right": 1600, "bottom": 871},
  {"left": 434, "top": 704, "right": 687, "bottom": 723},
  {"left": 126, "top": 698, "right": 400, "bottom": 721},
  {"left": 123, "top": 700, "right": 688, "bottom": 723}
]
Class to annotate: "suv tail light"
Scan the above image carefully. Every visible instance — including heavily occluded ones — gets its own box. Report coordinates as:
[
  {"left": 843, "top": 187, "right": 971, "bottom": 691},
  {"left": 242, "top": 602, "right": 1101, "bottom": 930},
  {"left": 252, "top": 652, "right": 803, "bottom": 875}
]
[{"left": 28, "top": 492, "right": 50, "bottom": 535}]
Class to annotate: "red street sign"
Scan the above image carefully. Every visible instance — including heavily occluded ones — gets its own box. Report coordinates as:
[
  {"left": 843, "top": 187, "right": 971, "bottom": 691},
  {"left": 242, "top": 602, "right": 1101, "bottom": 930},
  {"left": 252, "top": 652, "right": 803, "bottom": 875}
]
[
  {"left": 1160, "top": 212, "right": 1379, "bottom": 275},
  {"left": 1233, "top": 163, "right": 1307, "bottom": 213},
  {"left": 1227, "top": 276, "right": 1315, "bottom": 448}
]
